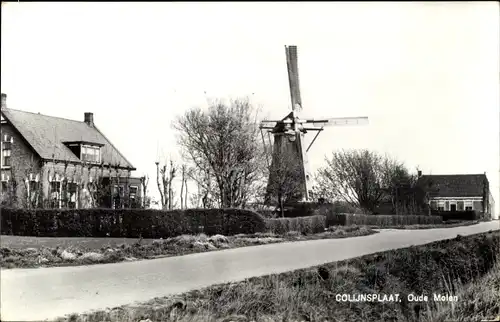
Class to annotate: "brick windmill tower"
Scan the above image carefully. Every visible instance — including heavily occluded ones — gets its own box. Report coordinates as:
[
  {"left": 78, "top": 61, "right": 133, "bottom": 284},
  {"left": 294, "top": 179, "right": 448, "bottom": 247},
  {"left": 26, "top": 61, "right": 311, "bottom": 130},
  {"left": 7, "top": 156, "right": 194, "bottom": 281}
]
[{"left": 260, "top": 45, "right": 369, "bottom": 204}]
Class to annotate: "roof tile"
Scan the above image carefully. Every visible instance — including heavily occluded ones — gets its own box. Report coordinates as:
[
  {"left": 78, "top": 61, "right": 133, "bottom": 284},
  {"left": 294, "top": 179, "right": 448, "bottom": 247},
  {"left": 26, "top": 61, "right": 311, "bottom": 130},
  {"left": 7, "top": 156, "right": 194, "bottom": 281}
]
[{"left": 417, "top": 174, "right": 487, "bottom": 198}]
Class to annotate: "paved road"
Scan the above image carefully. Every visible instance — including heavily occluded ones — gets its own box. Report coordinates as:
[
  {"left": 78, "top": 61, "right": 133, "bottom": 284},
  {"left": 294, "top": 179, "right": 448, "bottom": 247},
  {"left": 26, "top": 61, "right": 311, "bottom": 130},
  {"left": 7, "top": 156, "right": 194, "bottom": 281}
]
[{"left": 1, "top": 221, "right": 499, "bottom": 321}]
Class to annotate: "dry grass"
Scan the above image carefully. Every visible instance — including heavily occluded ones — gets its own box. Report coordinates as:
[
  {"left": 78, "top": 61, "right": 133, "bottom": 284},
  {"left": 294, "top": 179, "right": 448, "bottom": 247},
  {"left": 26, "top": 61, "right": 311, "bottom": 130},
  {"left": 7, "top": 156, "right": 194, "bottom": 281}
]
[
  {"left": 424, "top": 261, "right": 500, "bottom": 322},
  {"left": 0, "top": 226, "right": 376, "bottom": 269},
  {"left": 55, "top": 231, "right": 500, "bottom": 322},
  {"left": 0, "top": 235, "right": 147, "bottom": 250}
]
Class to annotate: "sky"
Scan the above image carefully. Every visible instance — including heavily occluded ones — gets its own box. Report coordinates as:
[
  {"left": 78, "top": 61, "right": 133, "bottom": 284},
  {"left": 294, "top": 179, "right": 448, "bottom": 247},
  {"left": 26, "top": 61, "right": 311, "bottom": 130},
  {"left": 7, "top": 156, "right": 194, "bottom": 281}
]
[{"left": 1, "top": 2, "right": 499, "bottom": 217}]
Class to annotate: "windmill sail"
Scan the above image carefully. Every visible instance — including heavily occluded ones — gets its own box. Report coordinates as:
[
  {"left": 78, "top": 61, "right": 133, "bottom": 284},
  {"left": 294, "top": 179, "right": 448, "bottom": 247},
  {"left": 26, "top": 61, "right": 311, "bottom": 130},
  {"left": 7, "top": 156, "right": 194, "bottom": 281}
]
[
  {"left": 286, "top": 46, "right": 302, "bottom": 112},
  {"left": 308, "top": 116, "right": 369, "bottom": 127}
]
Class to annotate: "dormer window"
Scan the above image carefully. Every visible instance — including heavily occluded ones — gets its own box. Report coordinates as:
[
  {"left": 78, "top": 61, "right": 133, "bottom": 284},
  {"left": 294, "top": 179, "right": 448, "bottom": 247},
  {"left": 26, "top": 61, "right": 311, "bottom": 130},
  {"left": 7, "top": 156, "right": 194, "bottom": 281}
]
[
  {"left": 64, "top": 141, "right": 103, "bottom": 164},
  {"left": 81, "top": 145, "right": 101, "bottom": 164}
]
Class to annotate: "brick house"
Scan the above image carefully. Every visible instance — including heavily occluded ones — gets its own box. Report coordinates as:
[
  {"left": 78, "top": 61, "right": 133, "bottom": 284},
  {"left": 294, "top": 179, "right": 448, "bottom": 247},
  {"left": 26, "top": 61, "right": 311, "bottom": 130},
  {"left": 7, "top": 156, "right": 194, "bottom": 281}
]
[
  {"left": 417, "top": 173, "right": 495, "bottom": 219},
  {"left": 0, "top": 93, "right": 143, "bottom": 209}
]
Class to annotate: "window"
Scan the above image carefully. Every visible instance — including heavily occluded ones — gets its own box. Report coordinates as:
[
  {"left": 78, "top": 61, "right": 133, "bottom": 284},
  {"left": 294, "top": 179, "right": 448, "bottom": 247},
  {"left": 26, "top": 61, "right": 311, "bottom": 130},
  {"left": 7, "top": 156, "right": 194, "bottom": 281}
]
[
  {"left": 129, "top": 186, "right": 138, "bottom": 199},
  {"left": 113, "top": 185, "right": 124, "bottom": 196},
  {"left": 465, "top": 200, "right": 473, "bottom": 211},
  {"left": 50, "top": 181, "right": 62, "bottom": 208},
  {"left": 61, "top": 181, "right": 78, "bottom": 209},
  {"left": 27, "top": 173, "right": 41, "bottom": 206},
  {"left": 1, "top": 134, "right": 13, "bottom": 168},
  {"left": 81, "top": 145, "right": 101, "bottom": 164},
  {"left": 465, "top": 206, "right": 473, "bottom": 211},
  {"left": 2, "top": 149, "right": 11, "bottom": 167},
  {"left": 1, "top": 173, "right": 9, "bottom": 193}
]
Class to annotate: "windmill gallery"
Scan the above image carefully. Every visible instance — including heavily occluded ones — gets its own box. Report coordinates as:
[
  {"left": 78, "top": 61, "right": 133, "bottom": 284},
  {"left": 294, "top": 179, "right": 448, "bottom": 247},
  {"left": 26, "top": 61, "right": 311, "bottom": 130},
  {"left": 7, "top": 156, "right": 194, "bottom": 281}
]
[{"left": 260, "top": 45, "right": 369, "bottom": 204}]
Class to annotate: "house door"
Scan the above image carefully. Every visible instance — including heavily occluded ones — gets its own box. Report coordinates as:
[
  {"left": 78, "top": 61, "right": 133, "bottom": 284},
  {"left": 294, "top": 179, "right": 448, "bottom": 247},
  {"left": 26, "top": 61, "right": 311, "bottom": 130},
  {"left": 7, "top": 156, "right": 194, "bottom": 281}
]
[{"left": 450, "top": 204, "right": 457, "bottom": 211}]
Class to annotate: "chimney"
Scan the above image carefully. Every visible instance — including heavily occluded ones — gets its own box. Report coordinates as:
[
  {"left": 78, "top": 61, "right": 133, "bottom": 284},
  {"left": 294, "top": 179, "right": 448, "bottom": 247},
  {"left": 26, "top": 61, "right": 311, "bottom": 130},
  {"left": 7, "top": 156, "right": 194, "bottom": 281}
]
[
  {"left": 1, "top": 93, "right": 6, "bottom": 109},
  {"left": 417, "top": 170, "right": 422, "bottom": 178},
  {"left": 84, "top": 112, "right": 94, "bottom": 127}
]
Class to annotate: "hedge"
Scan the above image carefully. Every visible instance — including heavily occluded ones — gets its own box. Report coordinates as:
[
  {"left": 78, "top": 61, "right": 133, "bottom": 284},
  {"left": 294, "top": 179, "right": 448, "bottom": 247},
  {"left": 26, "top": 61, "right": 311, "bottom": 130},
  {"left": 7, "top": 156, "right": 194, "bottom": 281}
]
[
  {"left": 0, "top": 208, "right": 266, "bottom": 238},
  {"left": 265, "top": 215, "right": 326, "bottom": 235},
  {"left": 431, "top": 210, "right": 480, "bottom": 221},
  {"left": 326, "top": 213, "right": 443, "bottom": 227}
]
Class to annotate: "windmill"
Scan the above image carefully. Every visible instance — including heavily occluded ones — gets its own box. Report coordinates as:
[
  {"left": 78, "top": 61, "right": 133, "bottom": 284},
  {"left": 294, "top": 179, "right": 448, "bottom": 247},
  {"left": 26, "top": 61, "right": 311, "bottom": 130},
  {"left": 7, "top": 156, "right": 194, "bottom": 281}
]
[{"left": 260, "top": 45, "right": 369, "bottom": 203}]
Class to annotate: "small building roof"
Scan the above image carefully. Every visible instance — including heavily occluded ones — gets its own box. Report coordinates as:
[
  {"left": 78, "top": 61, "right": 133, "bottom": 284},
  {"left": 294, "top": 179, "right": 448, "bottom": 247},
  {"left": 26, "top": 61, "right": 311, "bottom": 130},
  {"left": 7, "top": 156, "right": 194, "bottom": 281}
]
[{"left": 417, "top": 174, "right": 488, "bottom": 198}]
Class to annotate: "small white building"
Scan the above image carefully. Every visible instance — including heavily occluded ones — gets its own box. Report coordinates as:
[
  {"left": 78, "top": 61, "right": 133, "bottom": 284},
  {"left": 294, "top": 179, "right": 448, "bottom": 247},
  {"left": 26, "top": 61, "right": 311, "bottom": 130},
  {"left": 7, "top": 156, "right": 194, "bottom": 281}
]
[{"left": 417, "top": 173, "right": 495, "bottom": 220}]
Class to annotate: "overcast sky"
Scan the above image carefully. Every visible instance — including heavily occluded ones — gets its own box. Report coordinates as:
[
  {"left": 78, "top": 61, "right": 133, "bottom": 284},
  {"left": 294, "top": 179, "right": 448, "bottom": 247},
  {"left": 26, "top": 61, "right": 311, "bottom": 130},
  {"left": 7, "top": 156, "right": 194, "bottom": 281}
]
[{"left": 1, "top": 2, "right": 499, "bottom": 216}]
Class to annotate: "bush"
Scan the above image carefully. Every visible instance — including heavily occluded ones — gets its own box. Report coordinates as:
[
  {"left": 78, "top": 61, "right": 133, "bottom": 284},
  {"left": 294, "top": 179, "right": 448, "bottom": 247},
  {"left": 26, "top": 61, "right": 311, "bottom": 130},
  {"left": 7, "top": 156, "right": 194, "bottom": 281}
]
[
  {"left": 0, "top": 207, "right": 266, "bottom": 238},
  {"left": 265, "top": 215, "right": 326, "bottom": 235},
  {"left": 326, "top": 213, "right": 443, "bottom": 227}
]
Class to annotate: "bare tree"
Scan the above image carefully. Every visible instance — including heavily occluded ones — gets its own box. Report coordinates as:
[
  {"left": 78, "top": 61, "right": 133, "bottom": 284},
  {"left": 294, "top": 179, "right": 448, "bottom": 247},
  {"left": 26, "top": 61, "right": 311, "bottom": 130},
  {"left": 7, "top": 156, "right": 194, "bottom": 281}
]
[
  {"left": 316, "top": 149, "right": 413, "bottom": 213},
  {"left": 187, "top": 164, "right": 215, "bottom": 209},
  {"left": 180, "top": 164, "right": 191, "bottom": 209},
  {"left": 167, "top": 160, "right": 176, "bottom": 209},
  {"left": 155, "top": 159, "right": 177, "bottom": 210},
  {"left": 140, "top": 175, "right": 149, "bottom": 208},
  {"left": 172, "top": 98, "right": 266, "bottom": 208}
]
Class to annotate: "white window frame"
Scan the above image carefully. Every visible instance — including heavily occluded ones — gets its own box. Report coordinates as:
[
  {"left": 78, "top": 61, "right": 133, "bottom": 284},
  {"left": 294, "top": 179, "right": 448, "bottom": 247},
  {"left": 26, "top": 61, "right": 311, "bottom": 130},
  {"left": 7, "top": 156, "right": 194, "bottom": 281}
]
[
  {"left": 3, "top": 134, "right": 13, "bottom": 143},
  {"left": 129, "top": 185, "right": 138, "bottom": 201},
  {"left": 81, "top": 144, "right": 101, "bottom": 164},
  {"left": 49, "top": 175, "right": 63, "bottom": 208},
  {"left": 28, "top": 173, "right": 40, "bottom": 182},
  {"left": 1, "top": 134, "right": 12, "bottom": 169}
]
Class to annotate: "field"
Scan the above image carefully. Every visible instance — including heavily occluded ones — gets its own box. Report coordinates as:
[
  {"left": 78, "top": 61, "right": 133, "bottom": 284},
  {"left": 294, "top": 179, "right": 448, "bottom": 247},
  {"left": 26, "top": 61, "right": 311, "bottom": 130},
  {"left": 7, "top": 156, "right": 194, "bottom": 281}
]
[
  {"left": 54, "top": 230, "right": 500, "bottom": 322},
  {"left": 0, "top": 225, "right": 375, "bottom": 269}
]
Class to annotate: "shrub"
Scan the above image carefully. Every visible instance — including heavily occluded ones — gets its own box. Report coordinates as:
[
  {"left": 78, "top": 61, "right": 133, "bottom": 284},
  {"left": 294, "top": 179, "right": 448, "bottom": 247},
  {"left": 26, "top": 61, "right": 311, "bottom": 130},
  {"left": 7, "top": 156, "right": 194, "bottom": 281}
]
[
  {"left": 265, "top": 215, "right": 326, "bottom": 235},
  {"left": 0, "top": 207, "right": 266, "bottom": 238},
  {"left": 326, "top": 213, "right": 443, "bottom": 227}
]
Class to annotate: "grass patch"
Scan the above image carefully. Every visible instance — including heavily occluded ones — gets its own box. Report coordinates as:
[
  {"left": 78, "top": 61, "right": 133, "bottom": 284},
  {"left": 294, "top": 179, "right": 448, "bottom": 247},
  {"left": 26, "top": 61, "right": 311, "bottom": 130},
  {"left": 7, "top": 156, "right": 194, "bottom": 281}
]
[
  {"left": 0, "top": 225, "right": 376, "bottom": 269},
  {"left": 54, "top": 231, "right": 500, "bottom": 322}
]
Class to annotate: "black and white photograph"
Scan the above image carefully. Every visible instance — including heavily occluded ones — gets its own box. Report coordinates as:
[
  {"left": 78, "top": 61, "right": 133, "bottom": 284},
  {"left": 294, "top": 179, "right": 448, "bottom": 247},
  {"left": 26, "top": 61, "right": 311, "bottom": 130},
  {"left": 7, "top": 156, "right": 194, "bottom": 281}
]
[{"left": 1, "top": 2, "right": 499, "bottom": 322}]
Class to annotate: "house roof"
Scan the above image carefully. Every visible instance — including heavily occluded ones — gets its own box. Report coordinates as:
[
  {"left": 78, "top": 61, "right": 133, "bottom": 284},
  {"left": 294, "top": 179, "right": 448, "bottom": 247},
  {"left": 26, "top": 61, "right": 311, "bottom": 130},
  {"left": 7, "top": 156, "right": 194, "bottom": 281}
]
[
  {"left": 417, "top": 174, "right": 488, "bottom": 198},
  {"left": 1, "top": 108, "right": 135, "bottom": 170}
]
